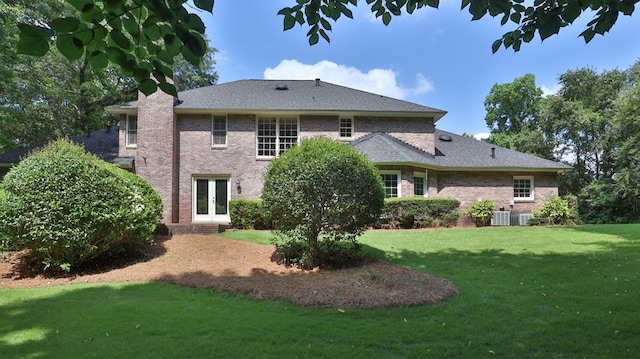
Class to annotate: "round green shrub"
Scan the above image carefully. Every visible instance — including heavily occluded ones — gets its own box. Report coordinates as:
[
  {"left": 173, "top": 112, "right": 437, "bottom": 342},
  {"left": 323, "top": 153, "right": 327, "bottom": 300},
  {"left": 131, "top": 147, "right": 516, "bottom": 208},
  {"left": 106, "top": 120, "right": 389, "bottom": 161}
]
[
  {"left": 0, "top": 139, "right": 162, "bottom": 272},
  {"left": 262, "top": 136, "right": 385, "bottom": 269}
]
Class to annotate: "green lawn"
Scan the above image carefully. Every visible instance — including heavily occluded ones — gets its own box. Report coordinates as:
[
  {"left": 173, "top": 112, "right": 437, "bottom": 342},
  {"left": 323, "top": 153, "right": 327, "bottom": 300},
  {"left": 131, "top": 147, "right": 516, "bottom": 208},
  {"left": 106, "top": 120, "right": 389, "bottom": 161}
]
[{"left": 1, "top": 224, "right": 638, "bottom": 358}]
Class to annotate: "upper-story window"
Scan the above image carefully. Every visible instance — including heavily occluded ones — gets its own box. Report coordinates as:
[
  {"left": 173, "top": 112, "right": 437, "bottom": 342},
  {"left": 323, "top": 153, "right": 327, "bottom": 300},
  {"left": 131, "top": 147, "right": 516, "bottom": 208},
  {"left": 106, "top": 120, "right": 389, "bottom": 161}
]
[
  {"left": 414, "top": 172, "right": 427, "bottom": 197},
  {"left": 212, "top": 115, "right": 227, "bottom": 147},
  {"left": 514, "top": 176, "right": 534, "bottom": 201},
  {"left": 380, "top": 171, "right": 401, "bottom": 198},
  {"left": 339, "top": 117, "right": 354, "bottom": 139},
  {"left": 126, "top": 115, "right": 137, "bottom": 148},
  {"left": 256, "top": 116, "right": 299, "bottom": 158}
]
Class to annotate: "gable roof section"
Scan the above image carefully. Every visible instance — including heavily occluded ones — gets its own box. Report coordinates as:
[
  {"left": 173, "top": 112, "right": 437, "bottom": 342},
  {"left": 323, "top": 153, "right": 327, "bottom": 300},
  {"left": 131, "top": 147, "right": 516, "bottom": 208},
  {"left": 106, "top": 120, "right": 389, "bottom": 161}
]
[
  {"left": 352, "top": 131, "right": 572, "bottom": 171},
  {"left": 351, "top": 132, "right": 436, "bottom": 165},
  {"left": 0, "top": 127, "right": 133, "bottom": 168},
  {"left": 108, "top": 79, "right": 447, "bottom": 120}
]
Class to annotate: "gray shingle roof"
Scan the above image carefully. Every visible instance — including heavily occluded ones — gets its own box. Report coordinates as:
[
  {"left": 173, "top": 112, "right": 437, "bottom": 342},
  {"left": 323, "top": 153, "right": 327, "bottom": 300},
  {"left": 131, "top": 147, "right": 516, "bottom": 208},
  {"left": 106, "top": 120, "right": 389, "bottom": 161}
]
[
  {"left": 108, "top": 79, "right": 447, "bottom": 119},
  {"left": 351, "top": 131, "right": 572, "bottom": 171},
  {"left": 0, "top": 127, "right": 133, "bottom": 167}
]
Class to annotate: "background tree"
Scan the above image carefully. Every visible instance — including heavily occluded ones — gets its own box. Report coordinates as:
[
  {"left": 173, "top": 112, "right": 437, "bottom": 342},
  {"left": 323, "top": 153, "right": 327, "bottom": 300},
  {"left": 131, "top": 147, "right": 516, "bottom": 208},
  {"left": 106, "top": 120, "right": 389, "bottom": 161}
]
[
  {"left": 0, "top": 0, "right": 217, "bottom": 152},
  {"left": 540, "top": 67, "right": 626, "bottom": 195},
  {"left": 262, "top": 137, "right": 385, "bottom": 269},
  {"left": 173, "top": 40, "right": 218, "bottom": 91},
  {"left": 483, "top": 73, "right": 555, "bottom": 159},
  {"left": 0, "top": 1, "right": 137, "bottom": 152}
]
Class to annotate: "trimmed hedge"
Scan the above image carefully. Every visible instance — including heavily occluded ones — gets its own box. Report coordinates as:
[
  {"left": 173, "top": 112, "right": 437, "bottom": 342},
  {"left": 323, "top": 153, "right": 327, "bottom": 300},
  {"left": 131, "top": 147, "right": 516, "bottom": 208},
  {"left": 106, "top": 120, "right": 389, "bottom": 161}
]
[
  {"left": 378, "top": 197, "right": 460, "bottom": 229},
  {"left": 230, "top": 197, "right": 462, "bottom": 230},
  {"left": 229, "top": 199, "right": 272, "bottom": 229}
]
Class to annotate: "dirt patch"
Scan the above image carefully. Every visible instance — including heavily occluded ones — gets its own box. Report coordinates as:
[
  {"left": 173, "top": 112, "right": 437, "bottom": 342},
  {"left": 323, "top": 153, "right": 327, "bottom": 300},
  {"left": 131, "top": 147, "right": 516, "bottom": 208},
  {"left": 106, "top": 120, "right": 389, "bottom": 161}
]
[{"left": 0, "top": 235, "right": 458, "bottom": 308}]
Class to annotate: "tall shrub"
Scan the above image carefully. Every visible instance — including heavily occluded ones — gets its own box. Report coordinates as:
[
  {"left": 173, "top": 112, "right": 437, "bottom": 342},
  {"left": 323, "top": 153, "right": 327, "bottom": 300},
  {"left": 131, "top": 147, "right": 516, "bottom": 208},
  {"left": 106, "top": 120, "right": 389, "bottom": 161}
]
[
  {"left": 262, "top": 137, "right": 385, "bottom": 269},
  {"left": 0, "top": 139, "right": 162, "bottom": 272},
  {"left": 533, "top": 194, "right": 578, "bottom": 225},
  {"left": 464, "top": 199, "right": 495, "bottom": 227}
]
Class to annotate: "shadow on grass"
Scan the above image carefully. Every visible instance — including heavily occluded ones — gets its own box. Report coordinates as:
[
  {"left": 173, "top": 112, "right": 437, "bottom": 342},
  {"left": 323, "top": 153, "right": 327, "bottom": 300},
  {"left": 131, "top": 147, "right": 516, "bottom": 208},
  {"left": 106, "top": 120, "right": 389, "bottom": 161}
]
[{"left": 1, "top": 225, "right": 639, "bottom": 358}]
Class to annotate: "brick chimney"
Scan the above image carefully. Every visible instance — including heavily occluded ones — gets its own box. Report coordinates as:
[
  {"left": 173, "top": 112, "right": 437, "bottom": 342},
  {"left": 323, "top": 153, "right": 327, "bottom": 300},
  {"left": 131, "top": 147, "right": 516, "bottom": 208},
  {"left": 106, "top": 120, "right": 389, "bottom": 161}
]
[{"left": 135, "top": 81, "right": 177, "bottom": 223}]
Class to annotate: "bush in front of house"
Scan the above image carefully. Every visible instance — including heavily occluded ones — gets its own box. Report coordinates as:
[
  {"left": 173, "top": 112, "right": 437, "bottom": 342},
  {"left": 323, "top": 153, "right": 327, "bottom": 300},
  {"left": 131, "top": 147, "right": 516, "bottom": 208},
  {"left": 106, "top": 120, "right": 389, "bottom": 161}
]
[
  {"left": 0, "top": 139, "right": 162, "bottom": 272},
  {"left": 229, "top": 199, "right": 272, "bottom": 229},
  {"left": 464, "top": 199, "right": 495, "bottom": 227},
  {"left": 262, "top": 137, "right": 385, "bottom": 270},
  {"left": 532, "top": 194, "right": 579, "bottom": 225},
  {"left": 379, "top": 198, "right": 460, "bottom": 228}
]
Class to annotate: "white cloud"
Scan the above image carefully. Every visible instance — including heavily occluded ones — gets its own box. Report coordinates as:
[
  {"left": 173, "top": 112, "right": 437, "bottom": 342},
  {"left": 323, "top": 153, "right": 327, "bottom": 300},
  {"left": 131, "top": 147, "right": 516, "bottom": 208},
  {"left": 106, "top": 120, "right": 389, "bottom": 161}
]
[
  {"left": 541, "top": 83, "right": 561, "bottom": 97},
  {"left": 474, "top": 132, "right": 490, "bottom": 141},
  {"left": 263, "top": 59, "right": 435, "bottom": 100}
]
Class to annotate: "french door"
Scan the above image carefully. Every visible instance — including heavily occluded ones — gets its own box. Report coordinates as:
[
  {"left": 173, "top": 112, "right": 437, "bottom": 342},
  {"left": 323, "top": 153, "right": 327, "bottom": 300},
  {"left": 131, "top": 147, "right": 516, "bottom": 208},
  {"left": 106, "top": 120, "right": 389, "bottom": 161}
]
[{"left": 192, "top": 177, "right": 230, "bottom": 223}]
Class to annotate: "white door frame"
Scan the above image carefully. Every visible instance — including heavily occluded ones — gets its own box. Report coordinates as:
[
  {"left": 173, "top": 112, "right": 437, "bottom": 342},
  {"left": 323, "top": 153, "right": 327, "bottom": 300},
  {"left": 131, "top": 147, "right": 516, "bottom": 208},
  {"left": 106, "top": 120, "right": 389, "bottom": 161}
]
[{"left": 192, "top": 176, "right": 231, "bottom": 223}]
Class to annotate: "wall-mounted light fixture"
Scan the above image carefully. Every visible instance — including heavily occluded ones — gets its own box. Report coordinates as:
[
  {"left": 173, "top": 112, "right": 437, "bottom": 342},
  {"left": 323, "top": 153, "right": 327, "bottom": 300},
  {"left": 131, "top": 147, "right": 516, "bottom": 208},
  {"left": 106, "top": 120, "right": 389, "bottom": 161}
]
[{"left": 236, "top": 179, "right": 241, "bottom": 194}]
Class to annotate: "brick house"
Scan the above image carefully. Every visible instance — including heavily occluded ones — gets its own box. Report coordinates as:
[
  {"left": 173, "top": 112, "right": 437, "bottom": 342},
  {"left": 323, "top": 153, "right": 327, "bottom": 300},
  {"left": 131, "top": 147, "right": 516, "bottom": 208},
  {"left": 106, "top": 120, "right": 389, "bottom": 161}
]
[{"left": 1, "top": 79, "right": 571, "bottom": 229}]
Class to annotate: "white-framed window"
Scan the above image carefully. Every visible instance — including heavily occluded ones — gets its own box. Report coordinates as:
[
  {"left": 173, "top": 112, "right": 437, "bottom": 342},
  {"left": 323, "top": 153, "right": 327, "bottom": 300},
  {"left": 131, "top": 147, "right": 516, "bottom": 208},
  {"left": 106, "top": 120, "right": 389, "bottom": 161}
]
[
  {"left": 126, "top": 115, "right": 137, "bottom": 148},
  {"left": 212, "top": 115, "right": 227, "bottom": 147},
  {"left": 414, "top": 172, "right": 427, "bottom": 197},
  {"left": 513, "top": 176, "right": 534, "bottom": 201},
  {"left": 256, "top": 116, "right": 299, "bottom": 158},
  {"left": 339, "top": 117, "right": 354, "bottom": 139},
  {"left": 380, "top": 170, "right": 401, "bottom": 198}
]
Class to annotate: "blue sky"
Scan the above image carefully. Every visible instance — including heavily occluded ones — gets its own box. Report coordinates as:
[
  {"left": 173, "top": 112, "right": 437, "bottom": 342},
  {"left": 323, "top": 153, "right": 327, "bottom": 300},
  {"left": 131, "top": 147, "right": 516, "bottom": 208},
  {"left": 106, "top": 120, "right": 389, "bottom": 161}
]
[{"left": 200, "top": 0, "right": 640, "bottom": 137}]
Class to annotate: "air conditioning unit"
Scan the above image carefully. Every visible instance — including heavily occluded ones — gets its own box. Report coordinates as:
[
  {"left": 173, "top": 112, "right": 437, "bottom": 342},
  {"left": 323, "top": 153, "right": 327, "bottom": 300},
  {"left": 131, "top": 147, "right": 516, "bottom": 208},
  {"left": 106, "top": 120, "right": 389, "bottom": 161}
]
[
  {"left": 491, "top": 211, "right": 511, "bottom": 226},
  {"left": 518, "top": 213, "right": 534, "bottom": 226},
  {"left": 509, "top": 213, "right": 534, "bottom": 226}
]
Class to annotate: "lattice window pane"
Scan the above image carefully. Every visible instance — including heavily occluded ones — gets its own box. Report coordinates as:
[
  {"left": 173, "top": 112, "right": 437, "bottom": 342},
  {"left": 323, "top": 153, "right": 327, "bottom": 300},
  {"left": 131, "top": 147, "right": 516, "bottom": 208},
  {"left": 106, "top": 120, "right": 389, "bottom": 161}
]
[
  {"left": 381, "top": 173, "right": 399, "bottom": 198},
  {"left": 212, "top": 116, "right": 227, "bottom": 146},
  {"left": 339, "top": 118, "right": 353, "bottom": 138}
]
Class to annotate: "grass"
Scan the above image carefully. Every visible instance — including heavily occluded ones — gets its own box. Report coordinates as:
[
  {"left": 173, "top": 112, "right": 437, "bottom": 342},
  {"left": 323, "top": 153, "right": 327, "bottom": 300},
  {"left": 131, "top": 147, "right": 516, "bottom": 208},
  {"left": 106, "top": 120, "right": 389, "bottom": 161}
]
[{"left": 1, "top": 224, "right": 639, "bottom": 358}]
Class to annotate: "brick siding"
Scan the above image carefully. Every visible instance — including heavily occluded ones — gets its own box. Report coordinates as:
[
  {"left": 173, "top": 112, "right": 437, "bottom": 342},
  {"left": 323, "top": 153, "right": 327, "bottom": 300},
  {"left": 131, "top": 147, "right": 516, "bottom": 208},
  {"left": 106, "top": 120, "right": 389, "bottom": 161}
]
[{"left": 127, "top": 92, "right": 558, "bottom": 226}]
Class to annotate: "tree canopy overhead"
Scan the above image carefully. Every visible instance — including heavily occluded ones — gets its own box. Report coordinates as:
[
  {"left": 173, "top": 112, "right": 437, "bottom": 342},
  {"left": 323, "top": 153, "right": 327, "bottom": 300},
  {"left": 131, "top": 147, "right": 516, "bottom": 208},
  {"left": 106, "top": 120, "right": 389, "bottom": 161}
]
[
  {"left": 278, "top": 0, "right": 637, "bottom": 52},
  {"left": 17, "top": 0, "right": 214, "bottom": 96},
  {"left": 16, "top": 0, "right": 636, "bottom": 96}
]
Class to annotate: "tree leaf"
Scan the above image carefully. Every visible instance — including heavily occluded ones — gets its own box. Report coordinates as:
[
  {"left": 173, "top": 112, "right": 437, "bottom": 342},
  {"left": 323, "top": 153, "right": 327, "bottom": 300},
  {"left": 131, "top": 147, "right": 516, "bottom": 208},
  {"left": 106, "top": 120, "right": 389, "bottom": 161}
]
[
  {"left": 163, "top": 34, "right": 182, "bottom": 56},
  {"left": 319, "top": 28, "right": 330, "bottom": 43},
  {"left": 56, "top": 35, "right": 85, "bottom": 61},
  {"left": 320, "top": 17, "right": 332, "bottom": 30},
  {"left": 104, "top": 0, "right": 125, "bottom": 10},
  {"left": 88, "top": 51, "right": 109, "bottom": 69},
  {"left": 561, "top": 1, "right": 581, "bottom": 23},
  {"left": 159, "top": 82, "right": 178, "bottom": 97},
  {"left": 309, "top": 32, "right": 319, "bottom": 45},
  {"left": 66, "top": 0, "right": 93, "bottom": 12},
  {"left": 510, "top": 12, "right": 521, "bottom": 23},
  {"left": 109, "top": 29, "right": 132, "bottom": 50},
  {"left": 105, "top": 46, "right": 128, "bottom": 67},
  {"left": 491, "top": 39, "right": 502, "bottom": 53},
  {"left": 382, "top": 12, "right": 392, "bottom": 25},
  {"left": 51, "top": 17, "right": 81, "bottom": 33},
  {"left": 284, "top": 14, "right": 297, "bottom": 30},
  {"left": 17, "top": 34, "right": 50, "bottom": 56},
  {"left": 81, "top": 4, "right": 104, "bottom": 23},
  {"left": 17, "top": 23, "right": 53, "bottom": 38},
  {"left": 185, "top": 13, "right": 206, "bottom": 34},
  {"left": 194, "top": 0, "right": 214, "bottom": 12},
  {"left": 580, "top": 28, "right": 596, "bottom": 43},
  {"left": 139, "top": 78, "right": 158, "bottom": 96}
]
